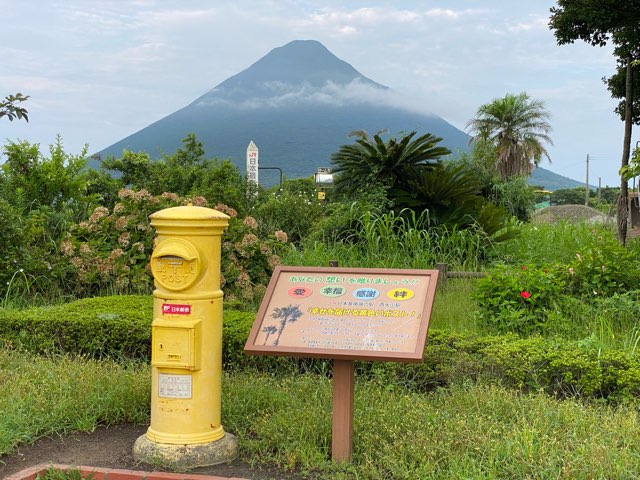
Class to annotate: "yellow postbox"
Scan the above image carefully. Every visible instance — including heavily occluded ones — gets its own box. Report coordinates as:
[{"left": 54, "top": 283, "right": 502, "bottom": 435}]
[{"left": 133, "top": 205, "right": 237, "bottom": 470}]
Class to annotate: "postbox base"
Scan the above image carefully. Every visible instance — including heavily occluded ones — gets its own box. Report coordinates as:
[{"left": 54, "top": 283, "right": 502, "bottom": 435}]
[{"left": 133, "top": 432, "right": 238, "bottom": 472}]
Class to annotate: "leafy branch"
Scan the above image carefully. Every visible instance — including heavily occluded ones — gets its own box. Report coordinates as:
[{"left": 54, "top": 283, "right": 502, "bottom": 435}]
[{"left": 1, "top": 93, "right": 29, "bottom": 122}]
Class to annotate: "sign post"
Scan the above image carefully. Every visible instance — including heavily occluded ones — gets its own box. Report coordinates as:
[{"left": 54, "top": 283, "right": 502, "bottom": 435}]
[
  {"left": 244, "top": 265, "right": 439, "bottom": 462},
  {"left": 246, "top": 140, "right": 259, "bottom": 189}
]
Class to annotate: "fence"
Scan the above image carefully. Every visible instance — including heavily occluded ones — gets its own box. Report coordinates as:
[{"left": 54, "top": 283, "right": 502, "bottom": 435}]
[{"left": 435, "top": 263, "right": 486, "bottom": 286}]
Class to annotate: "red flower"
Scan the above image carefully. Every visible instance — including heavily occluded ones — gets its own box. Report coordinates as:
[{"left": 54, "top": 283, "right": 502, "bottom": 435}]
[
  {"left": 520, "top": 291, "right": 531, "bottom": 299},
  {"left": 521, "top": 265, "right": 527, "bottom": 270}
]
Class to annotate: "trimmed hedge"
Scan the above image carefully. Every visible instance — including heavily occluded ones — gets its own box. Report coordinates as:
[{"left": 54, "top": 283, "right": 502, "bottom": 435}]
[
  {"left": 0, "top": 296, "right": 153, "bottom": 359},
  {"left": 1, "top": 295, "right": 640, "bottom": 403}
]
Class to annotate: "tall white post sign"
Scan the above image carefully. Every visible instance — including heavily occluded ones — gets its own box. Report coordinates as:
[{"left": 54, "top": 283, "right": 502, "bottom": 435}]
[{"left": 246, "top": 141, "right": 259, "bottom": 187}]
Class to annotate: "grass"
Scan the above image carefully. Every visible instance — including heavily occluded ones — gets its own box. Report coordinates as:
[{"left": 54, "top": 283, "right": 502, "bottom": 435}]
[
  {"left": 223, "top": 372, "right": 640, "bottom": 479},
  {"left": 0, "top": 346, "right": 149, "bottom": 456},
  {"left": 493, "top": 221, "right": 640, "bottom": 266},
  {"left": 430, "top": 279, "right": 480, "bottom": 333},
  {"left": 35, "top": 467, "right": 92, "bottom": 479},
  {"left": 281, "top": 210, "right": 486, "bottom": 271},
  {"left": 3, "top": 348, "right": 640, "bottom": 479}
]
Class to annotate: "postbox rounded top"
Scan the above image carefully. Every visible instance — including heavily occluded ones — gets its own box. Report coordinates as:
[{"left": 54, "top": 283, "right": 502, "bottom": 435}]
[{"left": 149, "top": 205, "right": 230, "bottom": 222}]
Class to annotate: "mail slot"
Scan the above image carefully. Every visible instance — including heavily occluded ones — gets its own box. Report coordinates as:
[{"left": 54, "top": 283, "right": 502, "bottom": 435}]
[{"left": 151, "top": 238, "right": 201, "bottom": 291}]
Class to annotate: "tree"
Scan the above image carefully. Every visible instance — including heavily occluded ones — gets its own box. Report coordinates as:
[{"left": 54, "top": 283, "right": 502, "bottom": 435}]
[
  {"left": 549, "top": 0, "right": 640, "bottom": 243},
  {"left": 1, "top": 136, "right": 91, "bottom": 215},
  {"left": 0, "top": 93, "right": 29, "bottom": 122},
  {"left": 99, "top": 133, "right": 249, "bottom": 213},
  {"left": 330, "top": 130, "right": 450, "bottom": 197},
  {"left": 270, "top": 304, "right": 303, "bottom": 346},
  {"left": 465, "top": 92, "right": 553, "bottom": 181},
  {"left": 604, "top": 61, "right": 640, "bottom": 126}
]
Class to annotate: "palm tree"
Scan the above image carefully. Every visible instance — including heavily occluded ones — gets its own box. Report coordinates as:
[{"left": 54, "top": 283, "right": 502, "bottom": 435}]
[
  {"left": 261, "top": 325, "right": 278, "bottom": 345},
  {"left": 466, "top": 92, "right": 553, "bottom": 180},
  {"left": 330, "top": 130, "right": 451, "bottom": 197},
  {"left": 271, "top": 304, "right": 303, "bottom": 346}
]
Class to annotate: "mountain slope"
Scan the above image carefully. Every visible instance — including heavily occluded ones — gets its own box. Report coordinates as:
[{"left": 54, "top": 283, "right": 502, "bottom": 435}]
[{"left": 97, "top": 39, "right": 579, "bottom": 190}]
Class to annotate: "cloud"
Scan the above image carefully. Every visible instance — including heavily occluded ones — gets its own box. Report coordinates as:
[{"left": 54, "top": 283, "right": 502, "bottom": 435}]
[{"left": 195, "top": 78, "right": 437, "bottom": 118}]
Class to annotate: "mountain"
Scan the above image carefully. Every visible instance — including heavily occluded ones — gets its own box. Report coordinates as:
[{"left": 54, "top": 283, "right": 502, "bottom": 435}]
[{"left": 97, "top": 39, "right": 579, "bottom": 190}]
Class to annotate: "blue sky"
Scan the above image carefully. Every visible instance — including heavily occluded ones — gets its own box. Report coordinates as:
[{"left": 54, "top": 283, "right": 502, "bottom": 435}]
[{"left": 0, "top": 1, "right": 628, "bottom": 186}]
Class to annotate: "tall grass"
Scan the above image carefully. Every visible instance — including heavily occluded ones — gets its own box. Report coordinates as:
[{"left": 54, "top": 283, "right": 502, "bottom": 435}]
[
  {"left": 494, "top": 221, "right": 631, "bottom": 265},
  {"left": 282, "top": 210, "right": 486, "bottom": 271}
]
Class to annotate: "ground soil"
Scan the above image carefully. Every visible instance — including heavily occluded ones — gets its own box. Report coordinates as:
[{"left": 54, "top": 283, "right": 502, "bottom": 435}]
[{"left": 0, "top": 424, "right": 305, "bottom": 479}]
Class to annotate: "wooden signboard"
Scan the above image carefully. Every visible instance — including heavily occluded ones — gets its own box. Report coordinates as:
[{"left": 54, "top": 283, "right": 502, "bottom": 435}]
[{"left": 244, "top": 266, "right": 439, "bottom": 363}]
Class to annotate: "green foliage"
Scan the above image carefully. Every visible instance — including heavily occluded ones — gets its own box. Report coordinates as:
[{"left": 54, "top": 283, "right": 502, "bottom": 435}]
[
  {"left": 0, "top": 296, "right": 152, "bottom": 358},
  {"left": 1, "top": 137, "right": 93, "bottom": 216},
  {"left": 287, "top": 207, "right": 491, "bottom": 271},
  {"left": 0, "top": 348, "right": 149, "bottom": 457},
  {"left": 466, "top": 92, "right": 553, "bottom": 180},
  {"left": 306, "top": 184, "right": 392, "bottom": 244},
  {"left": 35, "top": 467, "right": 93, "bottom": 480},
  {"left": 477, "top": 229, "right": 640, "bottom": 336},
  {"left": 621, "top": 145, "right": 640, "bottom": 181},
  {"left": 331, "top": 130, "right": 450, "bottom": 197},
  {"left": 221, "top": 210, "right": 289, "bottom": 307},
  {"left": 0, "top": 199, "right": 26, "bottom": 287},
  {"left": 279, "top": 176, "right": 316, "bottom": 195},
  {"left": 495, "top": 221, "right": 620, "bottom": 265},
  {"left": 0, "top": 138, "right": 102, "bottom": 302},
  {"left": 251, "top": 190, "right": 324, "bottom": 244},
  {"left": 5, "top": 352, "right": 640, "bottom": 478},
  {"left": 392, "top": 161, "right": 518, "bottom": 243},
  {"left": 564, "top": 241, "right": 640, "bottom": 296},
  {"left": 474, "top": 264, "right": 566, "bottom": 335},
  {"left": 552, "top": 291, "right": 640, "bottom": 352},
  {"left": 100, "top": 134, "right": 250, "bottom": 214},
  {"left": 59, "top": 189, "right": 180, "bottom": 296},
  {"left": 488, "top": 176, "right": 535, "bottom": 221},
  {"left": 0, "top": 92, "right": 29, "bottom": 122},
  {"left": 550, "top": 186, "right": 591, "bottom": 205},
  {"left": 55, "top": 189, "right": 286, "bottom": 305},
  {"left": 227, "top": 373, "right": 640, "bottom": 477},
  {"left": 7, "top": 294, "right": 640, "bottom": 404}
]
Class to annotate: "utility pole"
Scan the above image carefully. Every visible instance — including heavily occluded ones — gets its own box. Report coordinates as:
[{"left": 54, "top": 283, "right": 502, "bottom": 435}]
[{"left": 585, "top": 154, "right": 590, "bottom": 206}]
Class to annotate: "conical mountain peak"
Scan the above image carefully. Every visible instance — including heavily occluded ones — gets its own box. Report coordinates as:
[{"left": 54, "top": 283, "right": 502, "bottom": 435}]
[
  {"left": 193, "top": 39, "right": 386, "bottom": 104},
  {"left": 97, "top": 40, "right": 581, "bottom": 190}
]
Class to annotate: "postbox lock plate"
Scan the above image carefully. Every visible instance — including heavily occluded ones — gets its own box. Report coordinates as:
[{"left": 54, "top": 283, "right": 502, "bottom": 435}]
[
  {"left": 151, "top": 239, "right": 201, "bottom": 291},
  {"left": 151, "top": 318, "right": 201, "bottom": 370}
]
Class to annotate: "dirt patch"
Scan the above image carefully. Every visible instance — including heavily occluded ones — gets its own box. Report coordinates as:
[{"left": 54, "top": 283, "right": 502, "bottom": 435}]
[{"left": 0, "top": 424, "right": 305, "bottom": 479}]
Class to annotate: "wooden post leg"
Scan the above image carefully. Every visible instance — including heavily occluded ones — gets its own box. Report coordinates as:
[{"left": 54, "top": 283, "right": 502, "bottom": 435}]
[{"left": 332, "top": 359, "right": 354, "bottom": 462}]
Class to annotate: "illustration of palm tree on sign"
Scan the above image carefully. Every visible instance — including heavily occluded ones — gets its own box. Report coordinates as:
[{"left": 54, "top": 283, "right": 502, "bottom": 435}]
[
  {"left": 261, "top": 325, "right": 278, "bottom": 345},
  {"left": 271, "top": 304, "right": 303, "bottom": 346}
]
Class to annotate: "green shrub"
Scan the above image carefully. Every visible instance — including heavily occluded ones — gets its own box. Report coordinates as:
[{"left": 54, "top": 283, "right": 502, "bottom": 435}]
[
  {"left": 4, "top": 296, "right": 640, "bottom": 404},
  {"left": 0, "top": 295, "right": 153, "bottom": 358},
  {"left": 251, "top": 190, "right": 324, "bottom": 244},
  {"left": 563, "top": 242, "right": 640, "bottom": 296},
  {"left": 474, "top": 264, "right": 566, "bottom": 335},
  {"left": 220, "top": 210, "right": 288, "bottom": 308}
]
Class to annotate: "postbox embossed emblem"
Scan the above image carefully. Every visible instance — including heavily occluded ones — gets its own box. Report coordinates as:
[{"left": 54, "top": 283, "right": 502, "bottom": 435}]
[{"left": 150, "top": 238, "right": 201, "bottom": 291}]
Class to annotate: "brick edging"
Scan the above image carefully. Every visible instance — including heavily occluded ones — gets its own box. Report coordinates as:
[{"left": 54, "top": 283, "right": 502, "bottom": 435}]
[{"left": 5, "top": 463, "right": 249, "bottom": 480}]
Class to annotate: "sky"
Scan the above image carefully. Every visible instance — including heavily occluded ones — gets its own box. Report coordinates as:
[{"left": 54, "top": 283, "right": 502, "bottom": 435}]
[{"left": 0, "top": 1, "right": 630, "bottom": 187}]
